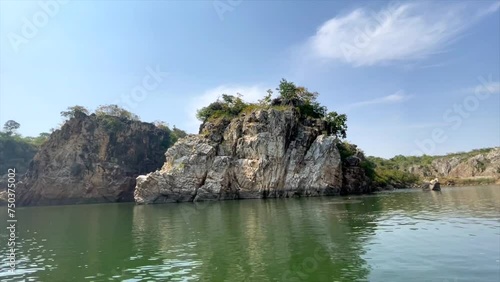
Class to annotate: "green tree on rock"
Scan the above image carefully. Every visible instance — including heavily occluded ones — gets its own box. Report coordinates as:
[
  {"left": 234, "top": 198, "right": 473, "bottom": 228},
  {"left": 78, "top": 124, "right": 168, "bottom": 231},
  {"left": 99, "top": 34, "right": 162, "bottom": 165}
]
[
  {"left": 196, "top": 79, "right": 349, "bottom": 140},
  {"left": 324, "top": 112, "right": 347, "bottom": 139},
  {"left": 61, "top": 105, "right": 90, "bottom": 120},
  {"left": 95, "top": 104, "right": 140, "bottom": 121},
  {"left": 3, "top": 120, "right": 20, "bottom": 135}
]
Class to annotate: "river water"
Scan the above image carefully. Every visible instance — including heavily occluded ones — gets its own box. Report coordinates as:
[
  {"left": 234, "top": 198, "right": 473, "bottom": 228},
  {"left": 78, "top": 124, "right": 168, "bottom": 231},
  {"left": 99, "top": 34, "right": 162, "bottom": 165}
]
[{"left": 1, "top": 185, "right": 499, "bottom": 281}]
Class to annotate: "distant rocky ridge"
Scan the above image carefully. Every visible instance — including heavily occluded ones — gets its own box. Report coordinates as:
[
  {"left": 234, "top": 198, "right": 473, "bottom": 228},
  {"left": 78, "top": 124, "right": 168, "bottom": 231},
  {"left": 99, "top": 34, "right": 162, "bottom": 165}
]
[
  {"left": 134, "top": 108, "right": 371, "bottom": 204},
  {"left": 407, "top": 148, "right": 500, "bottom": 185},
  {"left": 13, "top": 112, "right": 173, "bottom": 206}
]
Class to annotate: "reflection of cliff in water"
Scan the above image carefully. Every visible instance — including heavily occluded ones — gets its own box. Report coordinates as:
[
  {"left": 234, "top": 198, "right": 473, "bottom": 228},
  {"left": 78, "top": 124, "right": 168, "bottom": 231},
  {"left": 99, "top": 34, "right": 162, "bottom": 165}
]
[{"left": 131, "top": 197, "right": 383, "bottom": 281}]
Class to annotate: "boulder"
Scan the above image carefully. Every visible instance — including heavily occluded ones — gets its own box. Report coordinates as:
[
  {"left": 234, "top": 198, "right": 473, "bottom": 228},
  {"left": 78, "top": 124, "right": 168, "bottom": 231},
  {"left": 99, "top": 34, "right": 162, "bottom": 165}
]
[
  {"left": 422, "top": 178, "right": 441, "bottom": 191},
  {"left": 430, "top": 178, "right": 441, "bottom": 191}
]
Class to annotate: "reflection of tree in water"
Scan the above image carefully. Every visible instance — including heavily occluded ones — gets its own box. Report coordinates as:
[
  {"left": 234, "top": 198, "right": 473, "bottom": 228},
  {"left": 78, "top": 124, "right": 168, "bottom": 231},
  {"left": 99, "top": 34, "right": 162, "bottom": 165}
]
[{"left": 130, "top": 197, "right": 383, "bottom": 282}]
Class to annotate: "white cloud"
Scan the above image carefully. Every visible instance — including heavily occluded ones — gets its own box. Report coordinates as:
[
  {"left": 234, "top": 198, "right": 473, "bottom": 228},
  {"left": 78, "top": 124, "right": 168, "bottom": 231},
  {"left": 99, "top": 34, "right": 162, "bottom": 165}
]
[
  {"left": 303, "top": 1, "right": 500, "bottom": 66},
  {"left": 185, "top": 84, "right": 269, "bottom": 133},
  {"left": 346, "top": 90, "right": 411, "bottom": 110}
]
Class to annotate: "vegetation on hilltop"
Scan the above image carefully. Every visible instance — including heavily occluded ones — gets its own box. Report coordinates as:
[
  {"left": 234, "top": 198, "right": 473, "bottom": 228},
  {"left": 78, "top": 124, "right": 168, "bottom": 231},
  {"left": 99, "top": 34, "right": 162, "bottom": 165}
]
[
  {"left": 196, "top": 79, "right": 348, "bottom": 138},
  {"left": 60, "top": 104, "right": 186, "bottom": 147},
  {"left": 1, "top": 105, "right": 186, "bottom": 181},
  {"left": 367, "top": 147, "right": 496, "bottom": 173}
]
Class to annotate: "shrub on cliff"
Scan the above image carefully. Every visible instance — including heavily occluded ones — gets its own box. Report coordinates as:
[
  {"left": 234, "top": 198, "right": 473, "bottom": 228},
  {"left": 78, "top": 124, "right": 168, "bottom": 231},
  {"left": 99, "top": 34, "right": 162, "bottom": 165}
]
[
  {"left": 196, "top": 94, "right": 248, "bottom": 122},
  {"left": 196, "top": 79, "right": 349, "bottom": 139}
]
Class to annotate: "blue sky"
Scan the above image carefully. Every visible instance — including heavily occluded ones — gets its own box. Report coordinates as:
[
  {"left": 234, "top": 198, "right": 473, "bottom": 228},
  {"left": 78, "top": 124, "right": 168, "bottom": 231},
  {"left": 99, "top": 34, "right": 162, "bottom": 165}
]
[{"left": 0, "top": 0, "right": 499, "bottom": 158}]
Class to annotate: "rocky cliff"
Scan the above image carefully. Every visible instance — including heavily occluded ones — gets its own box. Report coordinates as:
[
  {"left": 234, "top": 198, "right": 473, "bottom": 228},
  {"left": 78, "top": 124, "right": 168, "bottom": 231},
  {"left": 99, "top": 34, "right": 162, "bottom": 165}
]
[
  {"left": 135, "top": 108, "right": 371, "bottom": 204},
  {"left": 342, "top": 154, "right": 372, "bottom": 195},
  {"left": 15, "top": 112, "right": 172, "bottom": 206}
]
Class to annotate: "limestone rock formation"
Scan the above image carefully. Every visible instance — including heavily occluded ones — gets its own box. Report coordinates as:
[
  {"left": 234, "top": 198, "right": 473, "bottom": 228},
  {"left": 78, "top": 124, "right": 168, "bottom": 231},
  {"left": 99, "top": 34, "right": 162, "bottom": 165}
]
[
  {"left": 134, "top": 108, "right": 360, "bottom": 204},
  {"left": 16, "top": 112, "right": 172, "bottom": 206}
]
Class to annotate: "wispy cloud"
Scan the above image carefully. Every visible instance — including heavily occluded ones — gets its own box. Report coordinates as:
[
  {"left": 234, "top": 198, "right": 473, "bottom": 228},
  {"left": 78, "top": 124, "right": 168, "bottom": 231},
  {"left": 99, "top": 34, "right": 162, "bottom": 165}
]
[
  {"left": 186, "top": 84, "right": 269, "bottom": 133},
  {"left": 345, "top": 90, "right": 411, "bottom": 110},
  {"left": 301, "top": 1, "right": 500, "bottom": 67}
]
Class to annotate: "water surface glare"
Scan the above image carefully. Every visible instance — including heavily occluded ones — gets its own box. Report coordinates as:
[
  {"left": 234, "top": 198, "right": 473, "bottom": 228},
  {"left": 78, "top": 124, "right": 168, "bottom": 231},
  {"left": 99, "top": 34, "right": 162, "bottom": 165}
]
[{"left": 1, "top": 185, "right": 499, "bottom": 281}]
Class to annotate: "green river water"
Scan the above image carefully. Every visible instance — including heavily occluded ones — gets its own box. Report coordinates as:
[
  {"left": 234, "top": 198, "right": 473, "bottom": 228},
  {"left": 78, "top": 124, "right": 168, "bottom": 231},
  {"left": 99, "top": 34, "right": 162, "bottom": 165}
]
[{"left": 1, "top": 185, "right": 499, "bottom": 281}]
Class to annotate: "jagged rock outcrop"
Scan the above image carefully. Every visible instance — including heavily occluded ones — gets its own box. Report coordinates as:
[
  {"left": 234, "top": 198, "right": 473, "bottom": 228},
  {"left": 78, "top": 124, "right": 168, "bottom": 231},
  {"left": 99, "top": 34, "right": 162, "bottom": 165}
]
[
  {"left": 16, "top": 112, "right": 172, "bottom": 206},
  {"left": 134, "top": 108, "right": 363, "bottom": 204}
]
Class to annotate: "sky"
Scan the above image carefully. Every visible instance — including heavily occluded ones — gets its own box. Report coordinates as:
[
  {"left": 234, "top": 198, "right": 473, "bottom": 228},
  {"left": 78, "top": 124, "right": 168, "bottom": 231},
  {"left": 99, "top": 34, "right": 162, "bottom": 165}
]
[{"left": 0, "top": 0, "right": 499, "bottom": 158}]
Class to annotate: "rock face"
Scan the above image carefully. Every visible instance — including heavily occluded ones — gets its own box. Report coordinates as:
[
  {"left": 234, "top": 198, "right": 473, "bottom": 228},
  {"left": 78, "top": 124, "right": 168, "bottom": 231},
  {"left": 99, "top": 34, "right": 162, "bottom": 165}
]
[
  {"left": 134, "top": 108, "right": 360, "bottom": 204},
  {"left": 16, "top": 112, "right": 171, "bottom": 206},
  {"left": 341, "top": 154, "right": 371, "bottom": 195}
]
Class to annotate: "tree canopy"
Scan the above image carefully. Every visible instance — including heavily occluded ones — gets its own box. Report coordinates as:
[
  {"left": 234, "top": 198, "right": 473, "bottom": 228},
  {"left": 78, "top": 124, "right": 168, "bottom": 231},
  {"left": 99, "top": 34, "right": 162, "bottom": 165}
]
[
  {"left": 196, "top": 79, "right": 348, "bottom": 139},
  {"left": 60, "top": 105, "right": 90, "bottom": 120},
  {"left": 95, "top": 104, "right": 140, "bottom": 120},
  {"left": 3, "top": 120, "right": 20, "bottom": 135}
]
